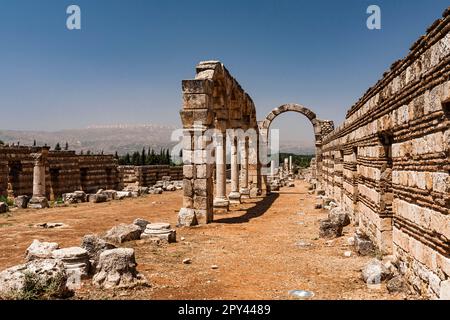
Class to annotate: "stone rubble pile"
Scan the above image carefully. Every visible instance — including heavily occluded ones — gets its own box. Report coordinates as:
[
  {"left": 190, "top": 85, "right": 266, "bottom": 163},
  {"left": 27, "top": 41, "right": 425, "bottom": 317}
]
[{"left": 0, "top": 215, "right": 167, "bottom": 297}]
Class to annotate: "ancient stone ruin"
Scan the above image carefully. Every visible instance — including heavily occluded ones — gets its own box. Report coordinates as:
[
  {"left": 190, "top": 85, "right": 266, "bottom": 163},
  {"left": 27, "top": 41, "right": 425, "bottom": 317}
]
[{"left": 176, "top": 9, "right": 450, "bottom": 299}]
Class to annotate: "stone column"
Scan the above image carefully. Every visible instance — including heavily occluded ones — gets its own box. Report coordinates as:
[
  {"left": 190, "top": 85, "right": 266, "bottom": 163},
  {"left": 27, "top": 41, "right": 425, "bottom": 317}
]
[
  {"left": 239, "top": 138, "right": 250, "bottom": 198},
  {"left": 228, "top": 136, "right": 241, "bottom": 203},
  {"left": 284, "top": 158, "right": 289, "bottom": 175},
  {"left": 270, "top": 160, "right": 275, "bottom": 178},
  {"left": 28, "top": 148, "right": 49, "bottom": 209},
  {"left": 289, "top": 156, "right": 293, "bottom": 174},
  {"left": 213, "top": 131, "right": 229, "bottom": 211}
]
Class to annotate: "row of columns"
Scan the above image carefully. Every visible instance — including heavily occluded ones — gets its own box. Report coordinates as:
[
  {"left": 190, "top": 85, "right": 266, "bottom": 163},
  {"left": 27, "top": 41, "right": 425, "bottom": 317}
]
[{"left": 213, "top": 134, "right": 250, "bottom": 211}]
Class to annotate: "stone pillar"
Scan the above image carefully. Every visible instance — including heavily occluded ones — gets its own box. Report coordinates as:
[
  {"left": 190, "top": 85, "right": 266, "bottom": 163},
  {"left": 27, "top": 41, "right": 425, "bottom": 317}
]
[
  {"left": 239, "top": 138, "right": 250, "bottom": 198},
  {"left": 289, "top": 156, "right": 293, "bottom": 174},
  {"left": 270, "top": 160, "right": 275, "bottom": 178},
  {"left": 213, "top": 131, "right": 229, "bottom": 211},
  {"left": 284, "top": 158, "right": 289, "bottom": 175},
  {"left": 228, "top": 136, "right": 241, "bottom": 203},
  {"left": 28, "top": 148, "right": 49, "bottom": 209}
]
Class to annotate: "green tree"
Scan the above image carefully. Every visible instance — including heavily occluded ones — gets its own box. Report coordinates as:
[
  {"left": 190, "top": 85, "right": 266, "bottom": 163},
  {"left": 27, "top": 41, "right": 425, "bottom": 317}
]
[
  {"left": 54, "top": 143, "right": 61, "bottom": 151},
  {"left": 33, "top": 140, "right": 36, "bottom": 146},
  {"left": 131, "top": 151, "right": 140, "bottom": 166},
  {"left": 141, "top": 148, "right": 146, "bottom": 165},
  {"left": 64, "top": 142, "right": 69, "bottom": 150}
]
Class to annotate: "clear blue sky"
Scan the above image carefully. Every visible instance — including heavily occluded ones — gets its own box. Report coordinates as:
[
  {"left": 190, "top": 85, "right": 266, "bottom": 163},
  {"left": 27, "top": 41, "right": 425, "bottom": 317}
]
[{"left": 0, "top": 0, "right": 448, "bottom": 140}]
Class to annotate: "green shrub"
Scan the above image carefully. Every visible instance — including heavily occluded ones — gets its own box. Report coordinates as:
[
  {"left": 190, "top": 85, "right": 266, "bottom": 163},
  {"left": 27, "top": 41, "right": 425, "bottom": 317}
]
[
  {"left": 10, "top": 271, "right": 66, "bottom": 300},
  {"left": 0, "top": 195, "right": 14, "bottom": 206}
]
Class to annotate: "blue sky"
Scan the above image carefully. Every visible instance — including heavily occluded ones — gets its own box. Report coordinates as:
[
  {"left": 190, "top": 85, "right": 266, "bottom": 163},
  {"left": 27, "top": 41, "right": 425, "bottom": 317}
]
[{"left": 0, "top": 0, "right": 448, "bottom": 142}]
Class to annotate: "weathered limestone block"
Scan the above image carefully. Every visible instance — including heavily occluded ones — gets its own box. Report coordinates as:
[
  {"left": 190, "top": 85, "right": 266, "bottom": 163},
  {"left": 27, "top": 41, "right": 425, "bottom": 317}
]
[
  {"left": 116, "top": 191, "right": 132, "bottom": 200},
  {"left": 62, "top": 191, "right": 86, "bottom": 204},
  {"left": 0, "top": 259, "right": 69, "bottom": 299},
  {"left": 149, "top": 187, "right": 163, "bottom": 195},
  {"left": 51, "top": 247, "right": 90, "bottom": 279},
  {"left": 361, "top": 259, "right": 392, "bottom": 285},
  {"left": 14, "top": 195, "right": 29, "bottom": 209},
  {"left": 80, "top": 234, "right": 116, "bottom": 271},
  {"left": 319, "top": 219, "right": 343, "bottom": 238},
  {"left": 133, "top": 218, "right": 150, "bottom": 232},
  {"left": 103, "top": 224, "right": 142, "bottom": 244},
  {"left": 87, "top": 193, "right": 108, "bottom": 203},
  {"left": 92, "top": 248, "right": 148, "bottom": 289},
  {"left": 25, "top": 240, "right": 59, "bottom": 262},
  {"left": 27, "top": 197, "right": 49, "bottom": 209},
  {"left": 102, "top": 190, "right": 117, "bottom": 200},
  {"left": 141, "top": 223, "right": 176, "bottom": 243},
  {"left": 328, "top": 207, "right": 351, "bottom": 227},
  {"left": 387, "top": 275, "right": 408, "bottom": 293},
  {"left": 354, "top": 232, "right": 375, "bottom": 256},
  {"left": 178, "top": 208, "right": 198, "bottom": 226}
]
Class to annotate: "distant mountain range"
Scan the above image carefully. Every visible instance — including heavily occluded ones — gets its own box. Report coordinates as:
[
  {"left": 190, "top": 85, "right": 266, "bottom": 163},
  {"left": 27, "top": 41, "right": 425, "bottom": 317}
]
[{"left": 0, "top": 124, "right": 315, "bottom": 155}]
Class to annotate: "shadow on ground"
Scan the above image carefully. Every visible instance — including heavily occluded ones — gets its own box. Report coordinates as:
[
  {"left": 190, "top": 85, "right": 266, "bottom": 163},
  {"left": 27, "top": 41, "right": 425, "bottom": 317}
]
[{"left": 214, "top": 193, "right": 280, "bottom": 224}]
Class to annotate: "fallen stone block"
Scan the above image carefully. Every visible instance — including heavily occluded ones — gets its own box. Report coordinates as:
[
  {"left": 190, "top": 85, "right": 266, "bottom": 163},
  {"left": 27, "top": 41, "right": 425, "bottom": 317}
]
[
  {"left": 25, "top": 239, "right": 59, "bottom": 262},
  {"left": 87, "top": 193, "right": 108, "bottom": 203},
  {"left": 80, "top": 234, "right": 116, "bottom": 271},
  {"left": 116, "top": 191, "right": 132, "bottom": 200},
  {"left": 51, "top": 247, "right": 90, "bottom": 281},
  {"left": 354, "top": 233, "right": 375, "bottom": 256},
  {"left": 387, "top": 275, "right": 408, "bottom": 293},
  {"left": 165, "top": 184, "right": 176, "bottom": 191},
  {"left": 102, "top": 190, "right": 117, "bottom": 200},
  {"left": 28, "top": 197, "right": 49, "bottom": 209},
  {"left": 319, "top": 219, "right": 343, "bottom": 238},
  {"left": 63, "top": 191, "right": 86, "bottom": 204},
  {"left": 178, "top": 208, "right": 198, "bottom": 226},
  {"left": 14, "top": 195, "right": 29, "bottom": 209},
  {"left": 133, "top": 218, "right": 150, "bottom": 232},
  {"left": 0, "top": 259, "right": 69, "bottom": 299},
  {"left": 361, "top": 259, "right": 392, "bottom": 285},
  {"left": 103, "top": 224, "right": 142, "bottom": 244},
  {"left": 149, "top": 187, "right": 163, "bottom": 194},
  {"left": 328, "top": 207, "right": 351, "bottom": 227},
  {"left": 141, "top": 223, "right": 176, "bottom": 243},
  {"left": 92, "top": 248, "right": 148, "bottom": 289}
]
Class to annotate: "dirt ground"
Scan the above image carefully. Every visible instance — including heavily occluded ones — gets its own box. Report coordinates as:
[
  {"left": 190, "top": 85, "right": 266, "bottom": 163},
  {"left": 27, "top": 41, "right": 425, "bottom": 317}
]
[{"left": 0, "top": 180, "right": 409, "bottom": 300}]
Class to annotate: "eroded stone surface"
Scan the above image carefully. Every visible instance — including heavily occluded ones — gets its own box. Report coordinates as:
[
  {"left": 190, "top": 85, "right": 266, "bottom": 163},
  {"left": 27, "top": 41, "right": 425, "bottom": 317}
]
[
  {"left": 103, "top": 224, "right": 142, "bottom": 244},
  {"left": 92, "top": 248, "right": 148, "bottom": 289},
  {"left": 25, "top": 239, "right": 59, "bottom": 262}
]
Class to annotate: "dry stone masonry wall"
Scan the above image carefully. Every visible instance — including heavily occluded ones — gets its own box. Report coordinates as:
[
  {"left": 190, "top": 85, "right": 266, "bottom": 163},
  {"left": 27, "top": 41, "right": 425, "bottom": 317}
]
[{"left": 320, "top": 9, "right": 450, "bottom": 299}]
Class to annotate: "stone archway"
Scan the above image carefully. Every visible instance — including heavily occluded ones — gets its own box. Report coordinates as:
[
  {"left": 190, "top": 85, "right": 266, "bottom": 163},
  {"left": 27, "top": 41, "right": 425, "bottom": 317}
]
[{"left": 258, "top": 103, "right": 334, "bottom": 183}]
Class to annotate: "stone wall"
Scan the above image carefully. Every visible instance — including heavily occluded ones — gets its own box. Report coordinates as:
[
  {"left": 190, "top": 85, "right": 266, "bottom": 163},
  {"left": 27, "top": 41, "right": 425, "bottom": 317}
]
[
  {"left": 0, "top": 146, "right": 182, "bottom": 199},
  {"left": 320, "top": 9, "right": 450, "bottom": 299},
  {"left": 118, "top": 165, "right": 183, "bottom": 188}
]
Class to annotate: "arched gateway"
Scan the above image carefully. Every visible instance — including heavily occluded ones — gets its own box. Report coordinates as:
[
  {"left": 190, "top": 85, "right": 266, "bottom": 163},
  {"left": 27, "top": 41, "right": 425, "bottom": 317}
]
[
  {"left": 178, "top": 61, "right": 334, "bottom": 226},
  {"left": 258, "top": 103, "right": 334, "bottom": 183}
]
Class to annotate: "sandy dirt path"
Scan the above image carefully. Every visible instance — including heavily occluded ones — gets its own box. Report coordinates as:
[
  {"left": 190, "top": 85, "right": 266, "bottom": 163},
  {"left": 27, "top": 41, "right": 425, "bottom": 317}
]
[{"left": 0, "top": 180, "right": 407, "bottom": 300}]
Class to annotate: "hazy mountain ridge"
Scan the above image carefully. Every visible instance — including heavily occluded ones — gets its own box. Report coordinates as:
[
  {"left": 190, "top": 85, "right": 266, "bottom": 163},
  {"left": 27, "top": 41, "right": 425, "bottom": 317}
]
[{"left": 0, "top": 124, "right": 315, "bottom": 155}]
